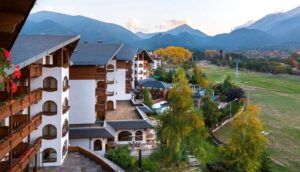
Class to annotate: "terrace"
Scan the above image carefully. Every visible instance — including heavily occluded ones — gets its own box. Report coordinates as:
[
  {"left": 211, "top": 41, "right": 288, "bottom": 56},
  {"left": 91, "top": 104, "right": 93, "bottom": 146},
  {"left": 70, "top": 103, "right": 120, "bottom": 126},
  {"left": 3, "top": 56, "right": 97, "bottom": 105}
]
[{"left": 105, "top": 101, "right": 142, "bottom": 121}]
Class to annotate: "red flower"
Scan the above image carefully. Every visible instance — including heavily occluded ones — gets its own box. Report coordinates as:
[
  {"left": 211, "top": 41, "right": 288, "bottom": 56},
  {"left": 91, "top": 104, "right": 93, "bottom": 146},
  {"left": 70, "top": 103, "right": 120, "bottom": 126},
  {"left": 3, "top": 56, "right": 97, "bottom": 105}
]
[
  {"left": 10, "top": 82, "right": 17, "bottom": 93},
  {"left": 3, "top": 49, "right": 11, "bottom": 58},
  {"left": 13, "top": 69, "right": 21, "bottom": 79},
  {"left": 15, "top": 65, "right": 20, "bottom": 69}
]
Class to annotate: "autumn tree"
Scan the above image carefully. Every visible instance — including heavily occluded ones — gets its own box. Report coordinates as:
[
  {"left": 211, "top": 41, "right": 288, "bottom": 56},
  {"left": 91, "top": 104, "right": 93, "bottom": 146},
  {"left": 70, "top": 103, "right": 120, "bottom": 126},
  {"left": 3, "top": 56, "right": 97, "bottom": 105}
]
[
  {"left": 157, "top": 68, "right": 207, "bottom": 164},
  {"left": 192, "top": 64, "right": 209, "bottom": 88},
  {"left": 221, "top": 105, "right": 268, "bottom": 172},
  {"left": 154, "top": 46, "right": 192, "bottom": 65}
]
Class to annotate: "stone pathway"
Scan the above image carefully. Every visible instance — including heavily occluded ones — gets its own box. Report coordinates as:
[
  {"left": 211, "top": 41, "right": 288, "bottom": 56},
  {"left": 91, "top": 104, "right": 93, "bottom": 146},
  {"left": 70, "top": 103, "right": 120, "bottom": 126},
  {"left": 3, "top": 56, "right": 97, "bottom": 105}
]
[
  {"left": 188, "top": 155, "right": 201, "bottom": 172},
  {"left": 38, "top": 152, "right": 107, "bottom": 172}
]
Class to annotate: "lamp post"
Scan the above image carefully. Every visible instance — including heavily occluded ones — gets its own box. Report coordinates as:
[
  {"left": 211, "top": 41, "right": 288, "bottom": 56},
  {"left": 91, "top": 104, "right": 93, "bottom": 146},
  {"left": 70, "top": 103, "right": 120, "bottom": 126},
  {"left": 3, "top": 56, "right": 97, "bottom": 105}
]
[{"left": 229, "top": 98, "right": 238, "bottom": 118}]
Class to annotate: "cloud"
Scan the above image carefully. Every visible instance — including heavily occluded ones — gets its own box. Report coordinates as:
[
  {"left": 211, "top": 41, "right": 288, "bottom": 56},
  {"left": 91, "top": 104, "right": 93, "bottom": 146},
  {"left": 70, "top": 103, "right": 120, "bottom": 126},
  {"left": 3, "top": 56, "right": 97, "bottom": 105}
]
[
  {"left": 155, "top": 19, "right": 188, "bottom": 31},
  {"left": 125, "top": 18, "right": 149, "bottom": 33}
]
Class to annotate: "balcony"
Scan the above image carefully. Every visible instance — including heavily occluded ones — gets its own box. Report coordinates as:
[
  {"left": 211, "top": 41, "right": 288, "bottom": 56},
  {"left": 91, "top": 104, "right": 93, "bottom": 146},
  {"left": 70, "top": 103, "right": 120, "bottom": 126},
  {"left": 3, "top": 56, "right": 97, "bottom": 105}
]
[
  {"left": 96, "top": 88, "right": 106, "bottom": 96},
  {"left": 95, "top": 103, "right": 106, "bottom": 112},
  {"left": 0, "top": 88, "right": 42, "bottom": 122},
  {"left": 10, "top": 138, "right": 42, "bottom": 172},
  {"left": 95, "top": 73, "right": 106, "bottom": 81},
  {"left": 0, "top": 113, "right": 42, "bottom": 160},
  {"left": 29, "top": 64, "right": 42, "bottom": 78}
]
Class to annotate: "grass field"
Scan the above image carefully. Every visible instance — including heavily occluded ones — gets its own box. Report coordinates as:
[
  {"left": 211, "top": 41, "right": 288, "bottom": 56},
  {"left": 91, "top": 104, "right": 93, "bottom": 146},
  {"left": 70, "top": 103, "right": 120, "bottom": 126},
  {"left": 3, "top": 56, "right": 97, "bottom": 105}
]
[{"left": 203, "top": 65, "right": 300, "bottom": 172}]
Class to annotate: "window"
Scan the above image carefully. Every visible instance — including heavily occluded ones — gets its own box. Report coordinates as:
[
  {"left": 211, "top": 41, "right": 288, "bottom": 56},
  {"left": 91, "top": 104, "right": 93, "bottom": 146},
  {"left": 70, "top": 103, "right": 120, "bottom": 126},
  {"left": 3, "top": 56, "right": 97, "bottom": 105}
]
[
  {"left": 42, "top": 125, "right": 57, "bottom": 140},
  {"left": 118, "top": 131, "right": 132, "bottom": 141},
  {"left": 135, "top": 131, "right": 143, "bottom": 141},
  {"left": 44, "top": 55, "right": 53, "bottom": 65},
  {"left": 63, "top": 77, "right": 69, "bottom": 91},
  {"left": 107, "top": 64, "right": 114, "bottom": 71},
  {"left": 43, "top": 101, "right": 57, "bottom": 115},
  {"left": 63, "top": 98, "right": 70, "bottom": 114},
  {"left": 62, "top": 119, "right": 69, "bottom": 137},
  {"left": 139, "top": 64, "right": 143, "bottom": 68},
  {"left": 42, "top": 148, "right": 57, "bottom": 163},
  {"left": 43, "top": 77, "right": 57, "bottom": 91},
  {"left": 94, "top": 140, "right": 102, "bottom": 151}
]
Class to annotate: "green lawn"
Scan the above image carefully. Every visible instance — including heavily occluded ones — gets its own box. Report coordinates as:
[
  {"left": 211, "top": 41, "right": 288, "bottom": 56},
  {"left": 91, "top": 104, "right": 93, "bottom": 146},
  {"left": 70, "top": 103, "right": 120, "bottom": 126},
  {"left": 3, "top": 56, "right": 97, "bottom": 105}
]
[{"left": 203, "top": 65, "right": 300, "bottom": 172}]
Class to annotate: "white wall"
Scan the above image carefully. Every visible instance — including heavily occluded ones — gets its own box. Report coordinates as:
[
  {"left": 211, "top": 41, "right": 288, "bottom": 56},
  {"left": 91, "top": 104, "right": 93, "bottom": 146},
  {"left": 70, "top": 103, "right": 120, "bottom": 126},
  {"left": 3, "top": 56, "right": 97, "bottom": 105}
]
[
  {"left": 70, "top": 138, "right": 107, "bottom": 156},
  {"left": 69, "top": 80, "right": 96, "bottom": 124},
  {"left": 115, "top": 69, "right": 131, "bottom": 100},
  {"left": 30, "top": 64, "right": 70, "bottom": 167}
]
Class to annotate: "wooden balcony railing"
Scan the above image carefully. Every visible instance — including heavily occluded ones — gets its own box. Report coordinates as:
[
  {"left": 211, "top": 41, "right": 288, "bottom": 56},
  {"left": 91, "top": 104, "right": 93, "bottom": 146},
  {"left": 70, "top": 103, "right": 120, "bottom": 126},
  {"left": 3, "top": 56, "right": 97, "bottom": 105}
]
[
  {"left": 0, "top": 88, "right": 42, "bottom": 122},
  {"left": 10, "top": 138, "right": 42, "bottom": 172},
  {"left": 29, "top": 64, "right": 42, "bottom": 78},
  {"left": 95, "top": 103, "right": 106, "bottom": 112},
  {"left": 95, "top": 73, "right": 106, "bottom": 80},
  {"left": 21, "top": 64, "right": 42, "bottom": 78},
  {"left": 96, "top": 88, "right": 107, "bottom": 96},
  {"left": 0, "top": 113, "right": 42, "bottom": 160}
]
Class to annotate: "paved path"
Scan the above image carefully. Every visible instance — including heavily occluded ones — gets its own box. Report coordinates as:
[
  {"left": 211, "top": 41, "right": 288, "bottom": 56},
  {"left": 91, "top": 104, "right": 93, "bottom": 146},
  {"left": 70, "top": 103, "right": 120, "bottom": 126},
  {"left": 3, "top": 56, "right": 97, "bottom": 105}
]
[
  {"left": 188, "top": 155, "right": 201, "bottom": 172},
  {"left": 38, "top": 152, "right": 107, "bottom": 172}
]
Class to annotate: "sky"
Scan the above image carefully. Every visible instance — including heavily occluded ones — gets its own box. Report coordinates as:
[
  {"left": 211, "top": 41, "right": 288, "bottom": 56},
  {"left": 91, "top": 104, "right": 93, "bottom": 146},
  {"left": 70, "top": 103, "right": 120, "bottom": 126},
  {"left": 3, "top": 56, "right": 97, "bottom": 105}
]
[{"left": 32, "top": 0, "right": 300, "bottom": 36}]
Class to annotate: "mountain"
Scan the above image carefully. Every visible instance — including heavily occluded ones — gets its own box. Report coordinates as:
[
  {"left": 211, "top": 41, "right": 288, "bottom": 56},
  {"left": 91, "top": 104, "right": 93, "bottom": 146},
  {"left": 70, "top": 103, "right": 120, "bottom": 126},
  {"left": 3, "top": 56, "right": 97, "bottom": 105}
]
[
  {"left": 207, "top": 29, "right": 276, "bottom": 50},
  {"left": 24, "top": 11, "right": 140, "bottom": 44},
  {"left": 21, "top": 20, "right": 76, "bottom": 35},
  {"left": 165, "top": 24, "right": 207, "bottom": 37},
  {"left": 136, "top": 24, "right": 207, "bottom": 39},
  {"left": 22, "top": 10, "right": 300, "bottom": 51},
  {"left": 247, "top": 6, "right": 300, "bottom": 32}
]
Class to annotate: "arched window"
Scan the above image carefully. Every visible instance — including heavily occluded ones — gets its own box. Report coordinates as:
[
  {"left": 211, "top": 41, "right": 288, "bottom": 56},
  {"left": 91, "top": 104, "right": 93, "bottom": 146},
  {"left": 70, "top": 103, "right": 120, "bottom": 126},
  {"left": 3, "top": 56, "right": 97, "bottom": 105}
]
[
  {"left": 94, "top": 140, "right": 102, "bottom": 151},
  {"left": 63, "top": 76, "right": 69, "bottom": 91},
  {"left": 135, "top": 131, "right": 143, "bottom": 141},
  {"left": 107, "top": 101, "right": 114, "bottom": 110},
  {"left": 43, "top": 101, "right": 57, "bottom": 115},
  {"left": 107, "top": 64, "right": 114, "bottom": 71},
  {"left": 139, "top": 64, "right": 143, "bottom": 68},
  {"left": 62, "top": 98, "right": 70, "bottom": 114},
  {"left": 43, "top": 77, "right": 57, "bottom": 91},
  {"left": 42, "top": 125, "right": 57, "bottom": 139},
  {"left": 118, "top": 131, "right": 132, "bottom": 141},
  {"left": 62, "top": 119, "right": 69, "bottom": 137},
  {"left": 42, "top": 148, "right": 57, "bottom": 163},
  {"left": 63, "top": 140, "right": 68, "bottom": 156}
]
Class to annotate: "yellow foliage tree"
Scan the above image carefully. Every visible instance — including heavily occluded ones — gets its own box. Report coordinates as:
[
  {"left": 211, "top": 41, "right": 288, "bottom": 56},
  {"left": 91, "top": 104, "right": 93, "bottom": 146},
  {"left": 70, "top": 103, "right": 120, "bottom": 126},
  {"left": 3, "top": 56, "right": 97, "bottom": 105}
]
[
  {"left": 154, "top": 46, "right": 192, "bottom": 65},
  {"left": 193, "top": 64, "right": 209, "bottom": 88},
  {"left": 221, "top": 105, "right": 268, "bottom": 172}
]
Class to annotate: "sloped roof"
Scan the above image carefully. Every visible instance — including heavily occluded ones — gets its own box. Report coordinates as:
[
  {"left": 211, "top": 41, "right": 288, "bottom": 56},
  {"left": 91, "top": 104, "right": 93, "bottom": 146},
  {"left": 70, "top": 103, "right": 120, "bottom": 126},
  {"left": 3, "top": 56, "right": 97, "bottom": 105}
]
[
  {"left": 107, "top": 120, "right": 153, "bottom": 130},
  {"left": 116, "top": 45, "right": 138, "bottom": 61},
  {"left": 72, "top": 43, "right": 123, "bottom": 65},
  {"left": 139, "top": 78, "right": 172, "bottom": 89},
  {"left": 69, "top": 125, "right": 114, "bottom": 139},
  {"left": 10, "top": 35, "right": 80, "bottom": 72}
]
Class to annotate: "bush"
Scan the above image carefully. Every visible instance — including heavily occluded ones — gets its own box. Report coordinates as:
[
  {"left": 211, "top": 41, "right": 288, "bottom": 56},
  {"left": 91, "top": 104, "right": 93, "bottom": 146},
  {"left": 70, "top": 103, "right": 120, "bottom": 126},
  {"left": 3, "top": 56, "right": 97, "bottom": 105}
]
[
  {"left": 141, "top": 158, "right": 159, "bottom": 172},
  {"left": 105, "top": 146, "right": 135, "bottom": 169}
]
